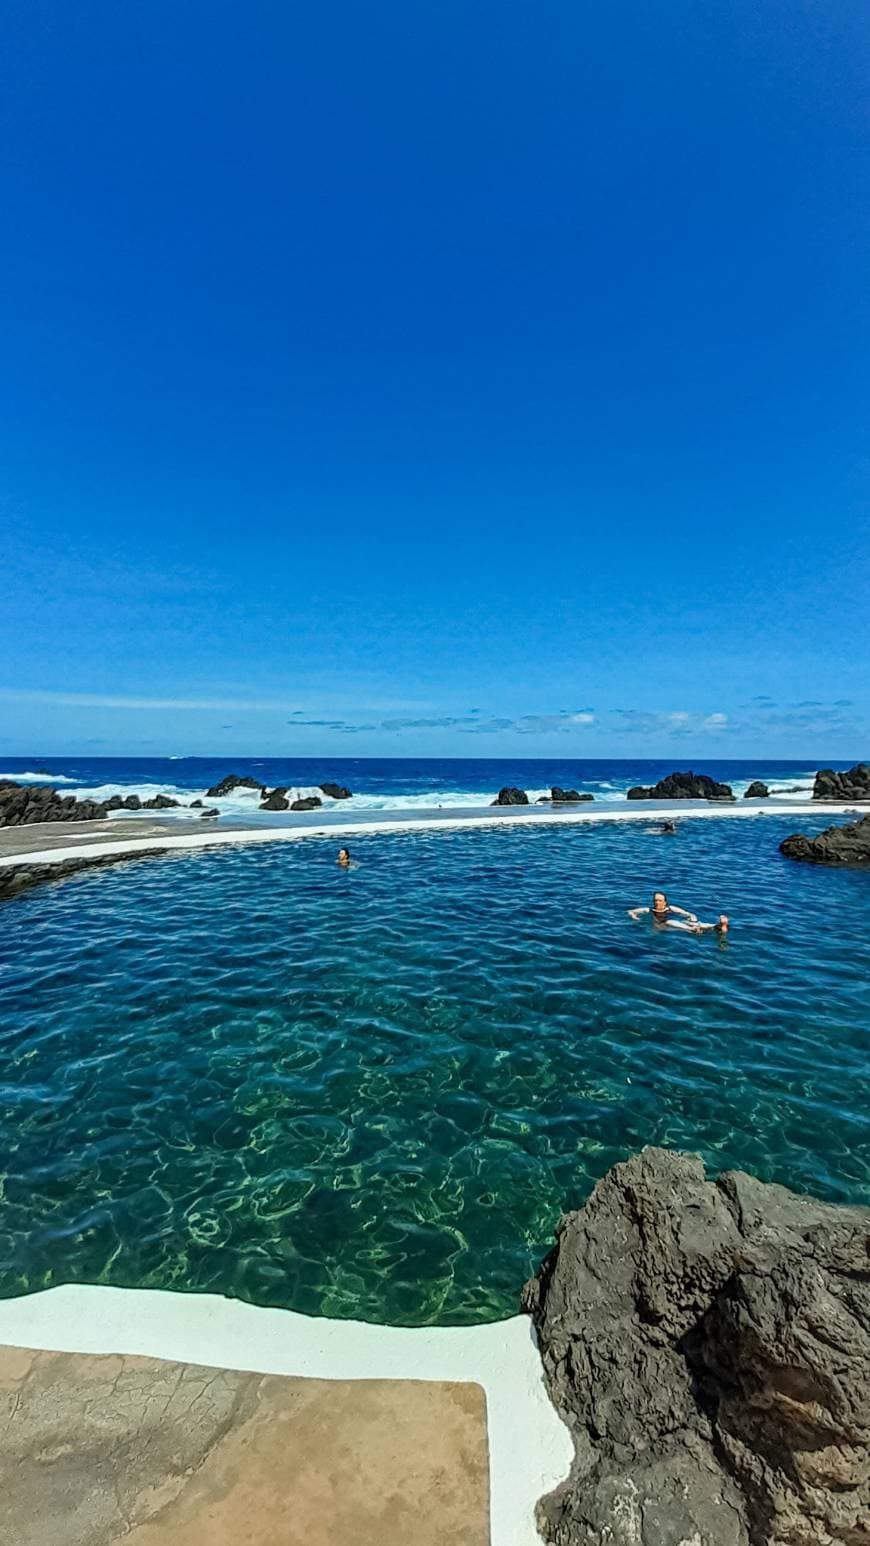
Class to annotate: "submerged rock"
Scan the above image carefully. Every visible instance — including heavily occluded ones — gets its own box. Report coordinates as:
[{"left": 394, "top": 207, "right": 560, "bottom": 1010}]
[
  {"left": 204, "top": 774, "right": 265, "bottom": 798},
  {"left": 744, "top": 780, "right": 769, "bottom": 798},
  {"left": 290, "top": 796, "right": 322, "bottom": 811},
  {"left": 320, "top": 782, "right": 352, "bottom": 800},
  {"left": 626, "top": 770, "right": 735, "bottom": 801},
  {"left": 813, "top": 764, "right": 870, "bottom": 801},
  {"left": 522, "top": 1147, "right": 870, "bottom": 1546},
  {"left": 780, "top": 811, "right": 870, "bottom": 865},
  {"left": 491, "top": 787, "right": 529, "bottom": 806},
  {"left": 550, "top": 787, "right": 594, "bottom": 803}
]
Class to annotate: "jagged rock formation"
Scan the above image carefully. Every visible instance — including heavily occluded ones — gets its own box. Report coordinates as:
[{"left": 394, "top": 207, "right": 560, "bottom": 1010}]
[
  {"left": 626, "top": 771, "right": 735, "bottom": 801},
  {"left": 290, "top": 796, "right": 322, "bottom": 811},
  {"left": 492, "top": 787, "right": 529, "bottom": 806},
  {"left": 780, "top": 812, "right": 870, "bottom": 866},
  {"left": 744, "top": 781, "right": 769, "bottom": 798},
  {"left": 205, "top": 774, "right": 266, "bottom": 798},
  {"left": 320, "top": 782, "right": 352, "bottom": 800},
  {"left": 260, "top": 788, "right": 289, "bottom": 811},
  {"left": 813, "top": 764, "right": 870, "bottom": 802},
  {"left": 0, "top": 782, "right": 147, "bottom": 827},
  {"left": 522, "top": 1147, "right": 869, "bottom": 1546},
  {"left": 550, "top": 788, "right": 594, "bottom": 803}
]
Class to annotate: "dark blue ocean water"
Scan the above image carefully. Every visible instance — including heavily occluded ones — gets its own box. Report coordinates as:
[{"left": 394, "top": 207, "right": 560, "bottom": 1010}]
[
  {"left": 0, "top": 755, "right": 839, "bottom": 814},
  {"left": 1, "top": 810, "right": 867, "bottom": 1325}
]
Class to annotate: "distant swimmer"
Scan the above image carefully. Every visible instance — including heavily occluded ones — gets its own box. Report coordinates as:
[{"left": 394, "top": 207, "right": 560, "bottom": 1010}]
[
  {"left": 628, "top": 891, "right": 699, "bottom": 931},
  {"left": 337, "top": 847, "right": 352, "bottom": 868},
  {"left": 644, "top": 820, "right": 677, "bottom": 835}
]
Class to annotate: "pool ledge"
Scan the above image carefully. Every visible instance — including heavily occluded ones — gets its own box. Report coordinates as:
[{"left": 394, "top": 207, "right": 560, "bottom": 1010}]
[
  {"left": 0, "top": 799, "right": 856, "bottom": 871},
  {"left": 0, "top": 1283, "right": 571, "bottom": 1546}
]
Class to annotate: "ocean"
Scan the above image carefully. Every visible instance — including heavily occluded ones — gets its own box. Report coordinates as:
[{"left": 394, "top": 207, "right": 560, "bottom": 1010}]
[{"left": 0, "top": 755, "right": 838, "bottom": 818}]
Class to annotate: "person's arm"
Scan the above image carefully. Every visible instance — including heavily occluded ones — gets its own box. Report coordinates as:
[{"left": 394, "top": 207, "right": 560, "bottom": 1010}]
[
  {"left": 627, "top": 906, "right": 649, "bottom": 920},
  {"left": 668, "top": 904, "right": 698, "bottom": 921}
]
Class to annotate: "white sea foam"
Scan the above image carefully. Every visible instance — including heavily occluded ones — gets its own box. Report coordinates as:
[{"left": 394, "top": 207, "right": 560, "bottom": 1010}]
[{"left": 0, "top": 770, "right": 77, "bottom": 784}]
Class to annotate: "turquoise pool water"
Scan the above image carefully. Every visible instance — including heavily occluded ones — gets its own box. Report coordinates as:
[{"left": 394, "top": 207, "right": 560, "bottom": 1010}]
[{"left": 1, "top": 816, "right": 868, "bottom": 1325}]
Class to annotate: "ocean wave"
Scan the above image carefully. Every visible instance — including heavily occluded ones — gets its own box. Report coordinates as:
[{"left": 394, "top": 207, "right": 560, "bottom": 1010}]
[{"left": 0, "top": 770, "right": 78, "bottom": 784}]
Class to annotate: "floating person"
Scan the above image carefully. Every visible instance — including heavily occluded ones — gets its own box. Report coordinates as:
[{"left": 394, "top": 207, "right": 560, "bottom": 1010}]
[
  {"left": 644, "top": 820, "right": 677, "bottom": 835},
  {"left": 628, "top": 891, "right": 699, "bottom": 931},
  {"left": 337, "top": 847, "right": 352, "bottom": 868}
]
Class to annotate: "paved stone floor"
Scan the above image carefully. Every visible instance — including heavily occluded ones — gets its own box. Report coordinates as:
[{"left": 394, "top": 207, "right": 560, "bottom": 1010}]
[{"left": 0, "top": 1345, "right": 490, "bottom": 1546}]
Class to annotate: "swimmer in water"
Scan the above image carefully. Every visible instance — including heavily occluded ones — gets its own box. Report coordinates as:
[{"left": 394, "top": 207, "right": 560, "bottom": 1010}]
[
  {"left": 628, "top": 891, "right": 699, "bottom": 930},
  {"left": 337, "top": 847, "right": 352, "bottom": 868},
  {"left": 695, "top": 914, "right": 730, "bottom": 936}
]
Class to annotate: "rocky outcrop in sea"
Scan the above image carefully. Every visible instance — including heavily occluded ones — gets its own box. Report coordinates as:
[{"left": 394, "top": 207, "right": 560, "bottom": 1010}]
[
  {"left": 0, "top": 782, "right": 167, "bottom": 827},
  {"left": 626, "top": 771, "right": 735, "bottom": 800},
  {"left": 492, "top": 787, "right": 529, "bottom": 806},
  {"left": 205, "top": 774, "right": 266, "bottom": 798},
  {"left": 780, "top": 811, "right": 870, "bottom": 865},
  {"left": 744, "top": 780, "right": 769, "bottom": 798},
  {"left": 813, "top": 764, "right": 870, "bottom": 801},
  {"left": 522, "top": 1147, "right": 869, "bottom": 1546}
]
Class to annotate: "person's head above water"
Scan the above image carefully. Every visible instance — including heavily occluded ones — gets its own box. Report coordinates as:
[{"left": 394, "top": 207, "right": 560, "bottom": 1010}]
[
  {"left": 652, "top": 891, "right": 669, "bottom": 913},
  {"left": 337, "top": 847, "right": 351, "bottom": 867},
  {"left": 715, "top": 914, "right": 729, "bottom": 934}
]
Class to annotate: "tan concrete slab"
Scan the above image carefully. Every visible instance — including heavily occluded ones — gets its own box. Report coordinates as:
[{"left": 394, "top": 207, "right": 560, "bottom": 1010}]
[{"left": 0, "top": 1345, "right": 490, "bottom": 1546}]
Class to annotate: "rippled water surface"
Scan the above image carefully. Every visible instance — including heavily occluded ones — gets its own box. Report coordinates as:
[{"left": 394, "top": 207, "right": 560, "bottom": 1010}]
[{"left": 1, "top": 817, "right": 868, "bottom": 1324}]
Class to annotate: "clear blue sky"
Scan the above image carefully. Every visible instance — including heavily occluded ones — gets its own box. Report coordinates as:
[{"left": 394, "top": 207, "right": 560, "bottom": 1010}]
[{"left": 2, "top": 1, "right": 867, "bottom": 758}]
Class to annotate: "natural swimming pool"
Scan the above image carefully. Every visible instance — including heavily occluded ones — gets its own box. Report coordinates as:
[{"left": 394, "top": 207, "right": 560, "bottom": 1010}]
[{"left": 1, "top": 815, "right": 868, "bottom": 1325}]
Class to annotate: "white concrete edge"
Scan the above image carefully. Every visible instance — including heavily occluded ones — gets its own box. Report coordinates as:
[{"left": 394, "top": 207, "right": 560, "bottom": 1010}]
[
  {"left": 0, "top": 801, "right": 855, "bottom": 869},
  {"left": 0, "top": 1284, "right": 571, "bottom": 1546}
]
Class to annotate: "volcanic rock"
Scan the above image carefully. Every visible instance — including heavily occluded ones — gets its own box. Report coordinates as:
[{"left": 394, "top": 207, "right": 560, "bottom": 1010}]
[
  {"left": 626, "top": 770, "right": 735, "bottom": 801},
  {"left": 189, "top": 799, "right": 203, "bottom": 808},
  {"left": 123, "top": 794, "right": 142, "bottom": 811},
  {"left": 0, "top": 783, "right": 108, "bottom": 827},
  {"left": 780, "top": 811, "right": 870, "bottom": 866},
  {"left": 204, "top": 774, "right": 265, "bottom": 798},
  {"left": 320, "top": 782, "right": 352, "bottom": 800},
  {"left": 491, "top": 787, "right": 529, "bottom": 806},
  {"left": 550, "top": 787, "right": 594, "bottom": 803},
  {"left": 290, "top": 796, "right": 322, "bottom": 811},
  {"left": 813, "top": 764, "right": 870, "bottom": 802},
  {"left": 743, "top": 781, "right": 769, "bottom": 798},
  {"left": 522, "top": 1147, "right": 870, "bottom": 1546},
  {"left": 260, "top": 788, "right": 289, "bottom": 811},
  {"left": 142, "top": 795, "right": 181, "bottom": 810}
]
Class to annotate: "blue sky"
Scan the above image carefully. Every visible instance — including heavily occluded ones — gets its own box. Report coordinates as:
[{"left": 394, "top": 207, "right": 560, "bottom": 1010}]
[{"left": 2, "top": 1, "right": 867, "bottom": 758}]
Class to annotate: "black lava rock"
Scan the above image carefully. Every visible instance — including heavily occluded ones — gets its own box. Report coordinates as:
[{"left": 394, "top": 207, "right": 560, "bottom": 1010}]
[
  {"left": 744, "top": 781, "right": 770, "bottom": 798},
  {"left": 320, "top": 782, "right": 352, "bottom": 800},
  {"left": 491, "top": 787, "right": 529, "bottom": 806},
  {"left": 626, "top": 770, "right": 735, "bottom": 801},
  {"left": 522, "top": 1147, "right": 870, "bottom": 1546},
  {"left": 260, "top": 788, "right": 290, "bottom": 811},
  {"left": 550, "top": 787, "right": 594, "bottom": 803},
  {"left": 204, "top": 774, "right": 266, "bottom": 798},
  {"left": 290, "top": 796, "right": 322, "bottom": 811},
  {"left": 780, "top": 811, "right": 870, "bottom": 865},
  {"left": 813, "top": 764, "right": 870, "bottom": 801}
]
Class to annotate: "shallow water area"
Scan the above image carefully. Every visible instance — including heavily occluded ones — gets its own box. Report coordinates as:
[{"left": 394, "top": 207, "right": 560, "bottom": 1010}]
[{"left": 1, "top": 815, "right": 868, "bottom": 1325}]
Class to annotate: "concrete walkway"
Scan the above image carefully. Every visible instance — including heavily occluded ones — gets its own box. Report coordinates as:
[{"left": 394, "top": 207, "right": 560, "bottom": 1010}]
[{"left": 0, "top": 1344, "right": 489, "bottom": 1546}]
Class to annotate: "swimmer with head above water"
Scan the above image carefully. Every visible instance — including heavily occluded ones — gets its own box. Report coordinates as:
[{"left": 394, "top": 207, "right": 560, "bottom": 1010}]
[
  {"left": 628, "top": 893, "right": 728, "bottom": 935},
  {"left": 337, "top": 847, "right": 352, "bottom": 868}
]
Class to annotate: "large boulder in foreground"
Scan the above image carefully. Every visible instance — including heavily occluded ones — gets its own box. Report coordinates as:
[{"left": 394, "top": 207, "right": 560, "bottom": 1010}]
[
  {"left": 813, "top": 764, "right": 870, "bottom": 801},
  {"left": 626, "top": 770, "right": 734, "bottom": 801},
  {"left": 492, "top": 787, "right": 529, "bottom": 806},
  {"left": 780, "top": 812, "right": 870, "bottom": 865},
  {"left": 522, "top": 1147, "right": 869, "bottom": 1546}
]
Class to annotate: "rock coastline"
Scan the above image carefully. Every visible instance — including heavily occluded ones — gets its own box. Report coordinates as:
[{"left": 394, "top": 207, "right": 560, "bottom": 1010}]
[
  {"left": 780, "top": 811, "right": 870, "bottom": 865},
  {"left": 813, "top": 764, "right": 870, "bottom": 801},
  {"left": 522, "top": 1147, "right": 870, "bottom": 1546}
]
